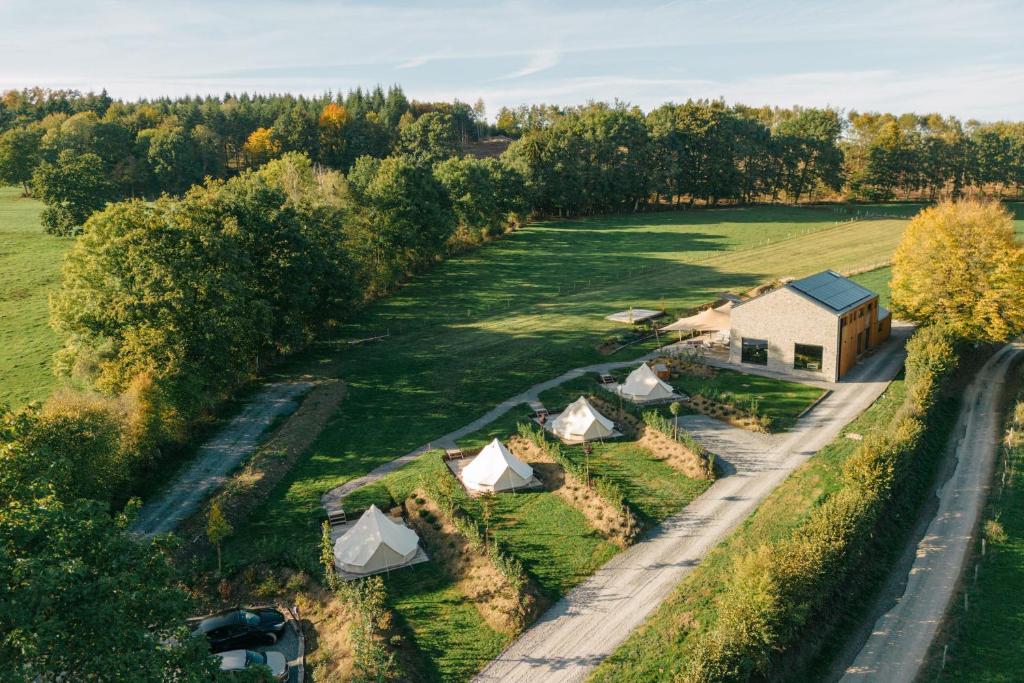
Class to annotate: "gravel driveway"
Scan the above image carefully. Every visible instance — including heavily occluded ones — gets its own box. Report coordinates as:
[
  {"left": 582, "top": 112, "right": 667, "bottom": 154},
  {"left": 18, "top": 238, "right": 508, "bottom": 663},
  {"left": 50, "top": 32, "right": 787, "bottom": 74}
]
[{"left": 131, "top": 381, "right": 313, "bottom": 537}]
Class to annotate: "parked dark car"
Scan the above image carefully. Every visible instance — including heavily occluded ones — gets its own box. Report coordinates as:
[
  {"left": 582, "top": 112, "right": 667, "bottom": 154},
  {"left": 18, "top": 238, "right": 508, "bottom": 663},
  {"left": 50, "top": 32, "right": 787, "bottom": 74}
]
[{"left": 189, "top": 607, "right": 287, "bottom": 653}]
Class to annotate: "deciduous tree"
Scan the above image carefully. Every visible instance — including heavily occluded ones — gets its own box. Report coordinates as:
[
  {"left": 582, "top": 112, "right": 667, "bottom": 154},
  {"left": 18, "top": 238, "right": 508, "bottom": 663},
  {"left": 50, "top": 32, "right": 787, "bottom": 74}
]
[
  {"left": 0, "top": 125, "right": 43, "bottom": 193},
  {"left": 32, "top": 150, "right": 113, "bottom": 235},
  {"left": 891, "top": 200, "right": 1024, "bottom": 341}
]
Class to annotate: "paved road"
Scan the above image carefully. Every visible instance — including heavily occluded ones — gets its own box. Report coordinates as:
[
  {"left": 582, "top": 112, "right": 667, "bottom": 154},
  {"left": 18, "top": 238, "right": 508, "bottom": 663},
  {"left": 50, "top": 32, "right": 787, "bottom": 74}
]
[
  {"left": 473, "top": 324, "right": 912, "bottom": 683},
  {"left": 840, "top": 341, "right": 1024, "bottom": 683},
  {"left": 131, "top": 381, "right": 313, "bottom": 537}
]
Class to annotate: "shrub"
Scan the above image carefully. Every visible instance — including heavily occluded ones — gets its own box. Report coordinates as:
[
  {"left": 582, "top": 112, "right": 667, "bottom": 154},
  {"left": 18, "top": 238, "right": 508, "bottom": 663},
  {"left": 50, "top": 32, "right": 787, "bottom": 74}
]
[
  {"left": 985, "top": 518, "right": 1008, "bottom": 545},
  {"left": 417, "top": 473, "right": 528, "bottom": 596}
]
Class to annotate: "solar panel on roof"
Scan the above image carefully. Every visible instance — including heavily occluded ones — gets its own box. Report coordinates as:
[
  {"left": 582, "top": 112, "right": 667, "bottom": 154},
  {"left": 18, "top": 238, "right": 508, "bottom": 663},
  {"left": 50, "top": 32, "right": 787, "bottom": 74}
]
[{"left": 788, "top": 271, "right": 874, "bottom": 312}]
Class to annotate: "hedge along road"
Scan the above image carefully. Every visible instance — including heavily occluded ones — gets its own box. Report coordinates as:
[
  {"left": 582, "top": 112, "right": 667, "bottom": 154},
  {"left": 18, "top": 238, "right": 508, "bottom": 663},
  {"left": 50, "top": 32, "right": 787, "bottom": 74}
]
[
  {"left": 131, "top": 381, "right": 313, "bottom": 538},
  {"left": 841, "top": 340, "right": 1024, "bottom": 683},
  {"left": 473, "top": 324, "right": 914, "bottom": 683}
]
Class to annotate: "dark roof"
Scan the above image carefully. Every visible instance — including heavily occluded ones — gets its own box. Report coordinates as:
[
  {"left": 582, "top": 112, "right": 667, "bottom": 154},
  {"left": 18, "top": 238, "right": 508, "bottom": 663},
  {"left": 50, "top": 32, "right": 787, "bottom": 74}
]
[{"left": 786, "top": 270, "right": 876, "bottom": 314}]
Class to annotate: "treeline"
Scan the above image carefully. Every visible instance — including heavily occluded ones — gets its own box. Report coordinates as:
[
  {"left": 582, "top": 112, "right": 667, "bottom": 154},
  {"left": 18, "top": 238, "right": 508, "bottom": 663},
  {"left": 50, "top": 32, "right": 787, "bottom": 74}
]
[
  {"left": 5, "top": 88, "right": 1024, "bottom": 236},
  {"left": 0, "top": 86, "right": 489, "bottom": 234},
  {"left": 679, "top": 324, "right": 961, "bottom": 680},
  {"left": 503, "top": 102, "right": 1024, "bottom": 215}
]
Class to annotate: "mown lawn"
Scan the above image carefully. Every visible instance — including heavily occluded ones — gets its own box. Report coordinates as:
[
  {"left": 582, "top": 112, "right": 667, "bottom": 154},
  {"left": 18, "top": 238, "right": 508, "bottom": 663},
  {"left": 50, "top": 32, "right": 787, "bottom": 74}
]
[
  {"left": 930, "top": 375, "right": 1024, "bottom": 682},
  {"left": 387, "top": 561, "right": 511, "bottom": 682},
  {"left": 223, "top": 206, "right": 910, "bottom": 578},
  {"left": 562, "top": 440, "right": 709, "bottom": 526},
  {"left": 591, "top": 378, "right": 912, "bottom": 681},
  {"left": 851, "top": 265, "right": 892, "bottom": 309},
  {"left": 670, "top": 368, "right": 824, "bottom": 431},
  {"left": 462, "top": 491, "right": 618, "bottom": 599},
  {"left": 0, "top": 186, "right": 69, "bottom": 407}
]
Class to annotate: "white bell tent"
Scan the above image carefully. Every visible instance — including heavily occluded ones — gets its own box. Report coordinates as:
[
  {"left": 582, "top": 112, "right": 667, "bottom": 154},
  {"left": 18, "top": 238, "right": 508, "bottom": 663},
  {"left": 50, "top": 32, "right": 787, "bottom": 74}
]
[
  {"left": 333, "top": 504, "right": 420, "bottom": 576},
  {"left": 461, "top": 438, "right": 534, "bottom": 492},
  {"left": 549, "top": 396, "right": 615, "bottom": 441},
  {"left": 619, "top": 363, "right": 676, "bottom": 402}
]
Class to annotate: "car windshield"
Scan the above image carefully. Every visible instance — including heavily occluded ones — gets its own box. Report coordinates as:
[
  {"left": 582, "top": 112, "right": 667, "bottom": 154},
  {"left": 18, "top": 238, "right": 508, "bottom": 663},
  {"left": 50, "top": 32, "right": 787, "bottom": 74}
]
[
  {"left": 241, "top": 610, "right": 260, "bottom": 627},
  {"left": 245, "top": 651, "right": 267, "bottom": 666}
]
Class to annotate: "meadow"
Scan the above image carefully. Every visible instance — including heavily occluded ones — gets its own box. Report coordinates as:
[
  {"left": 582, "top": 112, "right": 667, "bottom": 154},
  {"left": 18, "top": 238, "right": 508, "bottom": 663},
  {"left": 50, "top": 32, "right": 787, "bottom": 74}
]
[{"left": 0, "top": 187, "right": 69, "bottom": 407}]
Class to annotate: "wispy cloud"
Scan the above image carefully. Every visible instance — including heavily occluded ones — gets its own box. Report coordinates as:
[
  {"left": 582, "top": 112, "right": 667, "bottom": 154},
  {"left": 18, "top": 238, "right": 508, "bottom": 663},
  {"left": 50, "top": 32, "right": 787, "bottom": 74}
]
[
  {"left": 397, "top": 55, "right": 432, "bottom": 69},
  {"left": 502, "top": 48, "right": 561, "bottom": 79}
]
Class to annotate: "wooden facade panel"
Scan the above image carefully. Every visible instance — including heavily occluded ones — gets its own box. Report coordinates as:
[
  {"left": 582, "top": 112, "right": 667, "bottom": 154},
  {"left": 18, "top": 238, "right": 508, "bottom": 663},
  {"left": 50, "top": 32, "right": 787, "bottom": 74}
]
[{"left": 837, "top": 296, "right": 882, "bottom": 379}]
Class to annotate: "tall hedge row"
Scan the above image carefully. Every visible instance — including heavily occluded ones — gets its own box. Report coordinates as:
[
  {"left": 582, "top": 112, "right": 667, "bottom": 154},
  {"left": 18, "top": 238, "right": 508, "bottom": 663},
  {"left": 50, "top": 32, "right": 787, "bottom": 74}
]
[{"left": 680, "top": 325, "right": 960, "bottom": 681}]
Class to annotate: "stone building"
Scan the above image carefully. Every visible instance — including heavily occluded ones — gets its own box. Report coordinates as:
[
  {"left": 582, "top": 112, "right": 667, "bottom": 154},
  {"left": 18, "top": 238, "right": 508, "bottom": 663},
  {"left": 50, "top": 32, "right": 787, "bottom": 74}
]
[{"left": 728, "top": 270, "right": 891, "bottom": 382}]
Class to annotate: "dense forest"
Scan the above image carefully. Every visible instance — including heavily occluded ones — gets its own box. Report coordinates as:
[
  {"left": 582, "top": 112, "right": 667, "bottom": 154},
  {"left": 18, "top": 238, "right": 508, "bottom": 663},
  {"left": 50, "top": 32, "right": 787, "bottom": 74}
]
[
  {"left": 2, "top": 85, "right": 1024, "bottom": 679},
  {"left": 2, "top": 87, "right": 1024, "bottom": 236}
]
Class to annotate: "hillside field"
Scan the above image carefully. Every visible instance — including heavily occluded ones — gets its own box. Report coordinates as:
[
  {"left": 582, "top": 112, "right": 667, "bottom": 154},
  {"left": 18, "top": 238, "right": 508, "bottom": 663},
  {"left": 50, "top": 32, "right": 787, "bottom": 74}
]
[{"left": 0, "top": 187, "right": 68, "bottom": 407}]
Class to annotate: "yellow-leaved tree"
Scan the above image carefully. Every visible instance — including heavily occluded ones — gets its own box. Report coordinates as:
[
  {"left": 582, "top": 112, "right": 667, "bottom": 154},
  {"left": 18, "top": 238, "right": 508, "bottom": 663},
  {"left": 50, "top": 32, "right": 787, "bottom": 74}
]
[
  {"left": 242, "top": 126, "right": 280, "bottom": 167},
  {"left": 891, "top": 199, "right": 1024, "bottom": 341}
]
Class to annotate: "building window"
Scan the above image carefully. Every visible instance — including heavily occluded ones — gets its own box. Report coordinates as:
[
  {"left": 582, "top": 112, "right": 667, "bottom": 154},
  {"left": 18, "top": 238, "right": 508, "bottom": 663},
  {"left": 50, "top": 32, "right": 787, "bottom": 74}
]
[
  {"left": 878, "top": 321, "right": 884, "bottom": 334},
  {"left": 741, "top": 338, "right": 768, "bottom": 365},
  {"left": 794, "top": 343, "right": 824, "bottom": 371}
]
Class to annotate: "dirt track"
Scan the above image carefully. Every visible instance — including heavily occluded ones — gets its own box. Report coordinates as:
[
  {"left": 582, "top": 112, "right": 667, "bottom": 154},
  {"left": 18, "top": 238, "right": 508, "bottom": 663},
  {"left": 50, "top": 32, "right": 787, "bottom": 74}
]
[
  {"left": 840, "top": 341, "right": 1024, "bottom": 683},
  {"left": 130, "top": 381, "right": 313, "bottom": 537},
  {"left": 473, "top": 325, "right": 912, "bottom": 682}
]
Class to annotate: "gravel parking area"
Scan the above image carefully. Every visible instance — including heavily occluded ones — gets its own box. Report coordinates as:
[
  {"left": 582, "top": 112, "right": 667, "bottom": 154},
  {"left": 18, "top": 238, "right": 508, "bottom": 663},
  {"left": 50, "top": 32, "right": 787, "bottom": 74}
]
[{"left": 257, "top": 605, "right": 304, "bottom": 683}]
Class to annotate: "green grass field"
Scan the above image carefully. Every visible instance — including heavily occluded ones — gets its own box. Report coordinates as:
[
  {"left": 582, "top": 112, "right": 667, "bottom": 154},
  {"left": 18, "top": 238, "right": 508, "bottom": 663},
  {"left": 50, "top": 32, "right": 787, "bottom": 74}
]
[
  {"left": 462, "top": 491, "right": 618, "bottom": 599},
  {"left": 564, "top": 440, "right": 708, "bottom": 525},
  {"left": 388, "top": 560, "right": 511, "bottom": 682},
  {"left": 851, "top": 266, "right": 893, "bottom": 309},
  {"left": 0, "top": 187, "right": 69, "bottom": 407},
  {"left": 929, "top": 373, "right": 1024, "bottom": 682}
]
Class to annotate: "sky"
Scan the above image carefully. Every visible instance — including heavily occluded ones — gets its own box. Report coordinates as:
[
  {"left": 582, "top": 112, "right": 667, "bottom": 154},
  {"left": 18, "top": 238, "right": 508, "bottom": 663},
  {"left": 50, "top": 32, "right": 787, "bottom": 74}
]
[{"left": 1, "top": 0, "right": 1022, "bottom": 121}]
